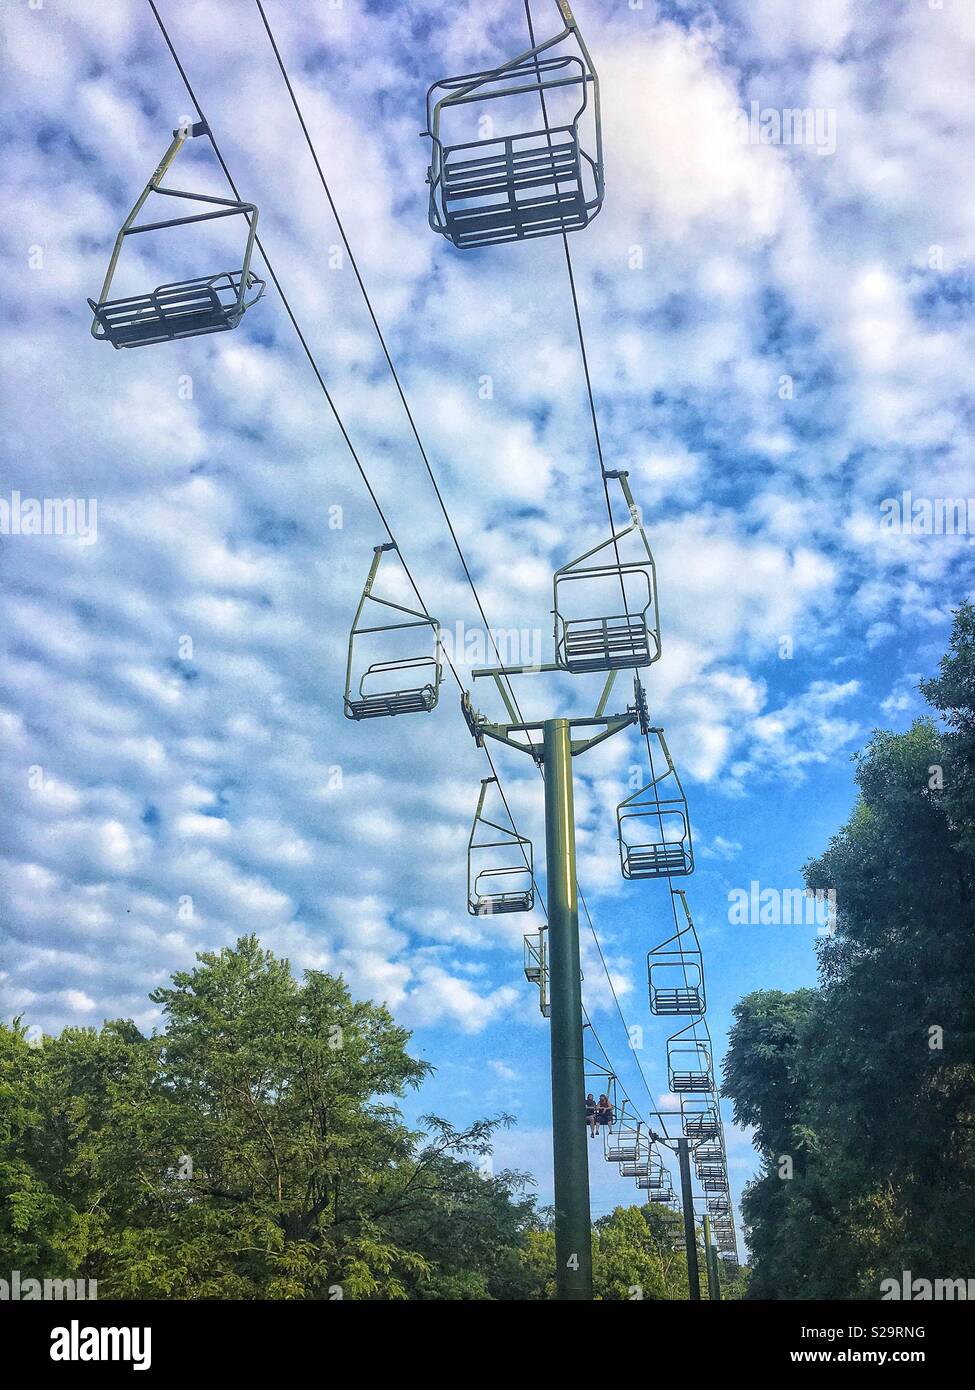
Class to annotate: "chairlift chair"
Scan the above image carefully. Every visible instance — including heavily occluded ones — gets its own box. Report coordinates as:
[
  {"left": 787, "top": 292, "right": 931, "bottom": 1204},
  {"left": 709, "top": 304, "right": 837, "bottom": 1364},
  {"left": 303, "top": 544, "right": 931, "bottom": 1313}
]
[
  {"left": 603, "top": 1102, "right": 641, "bottom": 1163},
  {"left": 694, "top": 1145, "right": 724, "bottom": 1165},
  {"left": 424, "top": 1, "right": 603, "bottom": 249},
  {"left": 695, "top": 1162, "right": 726, "bottom": 1180},
  {"left": 88, "top": 122, "right": 265, "bottom": 348},
  {"left": 638, "top": 1156, "right": 667, "bottom": 1190},
  {"left": 646, "top": 892, "right": 705, "bottom": 1016},
  {"left": 707, "top": 1198, "right": 730, "bottom": 1217},
  {"left": 605, "top": 1134, "right": 641, "bottom": 1163},
  {"left": 646, "top": 1183, "right": 676, "bottom": 1204},
  {"left": 553, "top": 472, "right": 660, "bottom": 675},
  {"left": 636, "top": 1155, "right": 671, "bottom": 1196},
  {"left": 667, "top": 1025, "right": 714, "bottom": 1094},
  {"left": 619, "top": 732, "right": 693, "bottom": 881},
  {"left": 681, "top": 1097, "right": 720, "bottom": 1141},
  {"left": 344, "top": 544, "right": 443, "bottom": 720},
  {"left": 620, "top": 1159, "right": 650, "bottom": 1179},
  {"left": 584, "top": 1063, "right": 617, "bottom": 1125},
  {"left": 468, "top": 777, "right": 534, "bottom": 915}
]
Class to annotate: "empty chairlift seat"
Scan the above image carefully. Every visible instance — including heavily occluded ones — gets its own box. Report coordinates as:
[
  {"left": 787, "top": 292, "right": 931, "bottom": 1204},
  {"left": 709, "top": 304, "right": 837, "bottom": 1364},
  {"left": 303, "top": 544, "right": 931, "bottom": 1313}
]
[
  {"left": 344, "top": 543, "right": 443, "bottom": 720},
  {"left": 618, "top": 730, "right": 693, "bottom": 881},
  {"left": 424, "top": 1, "right": 603, "bottom": 249},
  {"left": 554, "top": 471, "right": 660, "bottom": 675},
  {"left": 681, "top": 1097, "right": 720, "bottom": 1141},
  {"left": 637, "top": 1157, "right": 666, "bottom": 1190},
  {"left": 647, "top": 891, "right": 706, "bottom": 1017},
  {"left": 468, "top": 777, "right": 534, "bottom": 915},
  {"left": 88, "top": 121, "right": 265, "bottom": 349},
  {"left": 667, "top": 1026, "right": 714, "bottom": 1094},
  {"left": 637, "top": 1157, "right": 673, "bottom": 1201},
  {"left": 645, "top": 1183, "right": 676, "bottom": 1204},
  {"left": 603, "top": 1102, "right": 641, "bottom": 1163},
  {"left": 606, "top": 1134, "right": 640, "bottom": 1163},
  {"left": 695, "top": 1162, "right": 726, "bottom": 1181},
  {"left": 694, "top": 1145, "right": 725, "bottom": 1166},
  {"left": 620, "top": 1159, "right": 650, "bottom": 1179}
]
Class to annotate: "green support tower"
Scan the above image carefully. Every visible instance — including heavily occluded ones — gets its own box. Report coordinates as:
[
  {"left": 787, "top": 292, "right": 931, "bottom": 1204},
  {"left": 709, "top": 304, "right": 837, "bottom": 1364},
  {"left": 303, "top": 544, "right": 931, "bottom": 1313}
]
[{"left": 463, "top": 669, "right": 648, "bottom": 1299}]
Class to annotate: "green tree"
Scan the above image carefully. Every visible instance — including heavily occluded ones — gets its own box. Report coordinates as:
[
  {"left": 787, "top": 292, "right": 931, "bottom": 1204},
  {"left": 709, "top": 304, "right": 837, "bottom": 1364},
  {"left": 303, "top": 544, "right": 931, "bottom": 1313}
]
[
  {"left": 723, "top": 607, "right": 975, "bottom": 1298},
  {"left": 922, "top": 599, "right": 975, "bottom": 850},
  {"left": 0, "top": 937, "right": 542, "bottom": 1299},
  {"left": 518, "top": 1202, "right": 701, "bottom": 1300}
]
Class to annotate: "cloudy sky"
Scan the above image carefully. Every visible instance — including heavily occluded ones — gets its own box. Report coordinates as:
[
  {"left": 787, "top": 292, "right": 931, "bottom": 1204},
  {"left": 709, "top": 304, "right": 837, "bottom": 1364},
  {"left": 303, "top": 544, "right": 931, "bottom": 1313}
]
[{"left": 2, "top": 0, "right": 974, "bottom": 1238}]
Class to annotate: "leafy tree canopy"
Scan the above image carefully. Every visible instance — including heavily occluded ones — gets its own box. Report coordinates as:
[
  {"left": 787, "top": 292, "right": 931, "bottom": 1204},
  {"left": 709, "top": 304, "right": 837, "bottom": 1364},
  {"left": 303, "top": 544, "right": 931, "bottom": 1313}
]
[
  {"left": 723, "top": 606, "right": 975, "bottom": 1298},
  {"left": 0, "top": 937, "right": 542, "bottom": 1300}
]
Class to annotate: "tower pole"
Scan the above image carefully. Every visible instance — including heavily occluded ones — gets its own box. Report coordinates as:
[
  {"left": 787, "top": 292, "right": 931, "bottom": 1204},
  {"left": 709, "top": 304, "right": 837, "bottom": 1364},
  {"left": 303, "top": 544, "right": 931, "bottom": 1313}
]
[
  {"left": 677, "top": 1137, "right": 701, "bottom": 1300},
  {"left": 703, "top": 1213, "right": 721, "bottom": 1300},
  {"left": 543, "top": 717, "right": 593, "bottom": 1300}
]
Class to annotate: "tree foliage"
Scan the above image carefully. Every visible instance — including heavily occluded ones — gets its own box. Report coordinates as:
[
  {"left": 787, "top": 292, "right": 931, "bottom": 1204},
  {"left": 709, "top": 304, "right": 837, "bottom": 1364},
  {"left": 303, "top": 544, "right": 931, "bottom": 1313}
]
[
  {"left": 0, "top": 937, "right": 542, "bottom": 1299},
  {"left": 522, "top": 1202, "right": 709, "bottom": 1300},
  {"left": 723, "top": 606, "right": 975, "bottom": 1298}
]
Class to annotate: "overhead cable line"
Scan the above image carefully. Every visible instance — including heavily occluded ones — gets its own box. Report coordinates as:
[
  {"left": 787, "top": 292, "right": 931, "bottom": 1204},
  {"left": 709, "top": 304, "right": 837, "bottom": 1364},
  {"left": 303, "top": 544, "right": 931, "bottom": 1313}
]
[
  {"left": 149, "top": 0, "right": 650, "bottom": 1128},
  {"left": 146, "top": 0, "right": 534, "bottom": 883},
  {"left": 523, "top": 0, "right": 629, "bottom": 613},
  {"left": 248, "top": 0, "right": 657, "bottom": 1125}
]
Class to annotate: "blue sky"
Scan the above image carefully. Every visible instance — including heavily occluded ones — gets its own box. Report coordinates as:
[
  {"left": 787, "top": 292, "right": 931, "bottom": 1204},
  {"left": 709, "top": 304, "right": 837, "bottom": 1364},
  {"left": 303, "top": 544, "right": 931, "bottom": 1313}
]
[{"left": 2, "top": 0, "right": 974, "bottom": 1243}]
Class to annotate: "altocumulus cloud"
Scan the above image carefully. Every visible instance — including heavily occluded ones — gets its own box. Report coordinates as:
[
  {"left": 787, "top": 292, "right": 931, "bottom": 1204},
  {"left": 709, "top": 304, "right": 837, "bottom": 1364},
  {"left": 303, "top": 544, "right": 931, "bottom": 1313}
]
[{"left": 1, "top": 0, "right": 973, "bottom": 1146}]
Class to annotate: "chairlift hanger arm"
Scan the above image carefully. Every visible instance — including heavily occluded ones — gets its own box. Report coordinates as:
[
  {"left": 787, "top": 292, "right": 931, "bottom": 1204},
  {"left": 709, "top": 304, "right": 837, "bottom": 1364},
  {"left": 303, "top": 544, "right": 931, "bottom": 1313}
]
[
  {"left": 92, "top": 126, "right": 187, "bottom": 310},
  {"left": 429, "top": 63, "right": 589, "bottom": 114},
  {"left": 92, "top": 122, "right": 221, "bottom": 297},
  {"left": 602, "top": 468, "right": 639, "bottom": 516},
  {"left": 125, "top": 204, "right": 256, "bottom": 237},
  {"left": 549, "top": 0, "right": 604, "bottom": 191},
  {"left": 151, "top": 186, "right": 257, "bottom": 210},
  {"left": 474, "top": 826, "right": 528, "bottom": 846},
  {"left": 471, "top": 776, "right": 493, "bottom": 825},
  {"left": 647, "top": 918, "right": 702, "bottom": 958},
  {"left": 618, "top": 731, "right": 678, "bottom": 804},
  {"left": 356, "top": 603, "right": 438, "bottom": 628},
  {"left": 593, "top": 668, "right": 618, "bottom": 718},
  {"left": 352, "top": 544, "right": 437, "bottom": 628},
  {"left": 554, "top": 522, "right": 646, "bottom": 577},
  {"left": 426, "top": 19, "right": 575, "bottom": 124},
  {"left": 554, "top": 473, "right": 656, "bottom": 578}
]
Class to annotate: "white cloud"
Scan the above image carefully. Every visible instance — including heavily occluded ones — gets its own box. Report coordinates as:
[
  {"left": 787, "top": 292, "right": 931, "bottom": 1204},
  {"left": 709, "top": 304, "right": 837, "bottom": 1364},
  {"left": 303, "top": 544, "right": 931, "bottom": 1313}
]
[{"left": 1, "top": 3, "right": 971, "bottom": 1245}]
